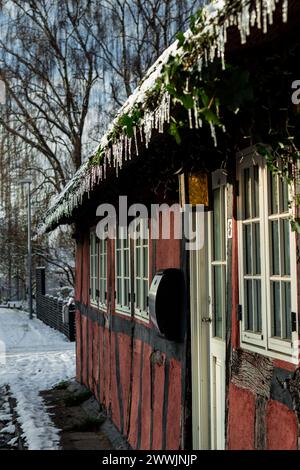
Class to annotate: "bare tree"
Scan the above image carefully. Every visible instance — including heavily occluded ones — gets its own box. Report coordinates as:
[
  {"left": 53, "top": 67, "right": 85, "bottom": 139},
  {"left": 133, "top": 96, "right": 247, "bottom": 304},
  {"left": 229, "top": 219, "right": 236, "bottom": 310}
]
[
  {"left": 0, "top": 0, "right": 203, "bottom": 297},
  {"left": 0, "top": 0, "right": 106, "bottom": 190}
]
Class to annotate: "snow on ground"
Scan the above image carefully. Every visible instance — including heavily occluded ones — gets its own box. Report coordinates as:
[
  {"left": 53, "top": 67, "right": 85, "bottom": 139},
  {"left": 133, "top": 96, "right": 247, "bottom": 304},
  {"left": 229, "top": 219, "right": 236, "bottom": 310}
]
[{"left": 0, "top": 308, "right": 75, "bottom": 450}]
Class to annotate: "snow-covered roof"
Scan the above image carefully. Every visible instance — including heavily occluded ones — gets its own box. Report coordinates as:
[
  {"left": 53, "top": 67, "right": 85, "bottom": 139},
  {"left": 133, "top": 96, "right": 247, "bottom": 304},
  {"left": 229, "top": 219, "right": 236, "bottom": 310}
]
[{"left": 41, "top": 0, "right": 289, "bottom": 233}]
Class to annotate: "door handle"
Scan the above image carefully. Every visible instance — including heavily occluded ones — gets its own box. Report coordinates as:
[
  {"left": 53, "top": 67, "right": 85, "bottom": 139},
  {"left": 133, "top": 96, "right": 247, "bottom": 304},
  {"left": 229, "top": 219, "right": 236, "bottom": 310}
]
[{"left": 202, "top": 317, "right": 212, "bottom": 323}]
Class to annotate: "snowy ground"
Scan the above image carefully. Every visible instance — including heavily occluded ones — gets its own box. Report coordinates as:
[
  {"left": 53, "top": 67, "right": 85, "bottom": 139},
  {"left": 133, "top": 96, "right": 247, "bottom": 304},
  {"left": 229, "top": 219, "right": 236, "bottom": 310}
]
[{"left": 0, "top": 308, "right": 75, "bottom": 450}]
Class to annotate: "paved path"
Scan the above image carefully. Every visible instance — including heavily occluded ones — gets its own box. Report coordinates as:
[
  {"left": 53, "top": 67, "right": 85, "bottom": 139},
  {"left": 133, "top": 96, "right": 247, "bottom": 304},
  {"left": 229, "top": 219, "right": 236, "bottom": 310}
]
[{"left": 0, "top": 309, "right": 75, "bottom": 449}]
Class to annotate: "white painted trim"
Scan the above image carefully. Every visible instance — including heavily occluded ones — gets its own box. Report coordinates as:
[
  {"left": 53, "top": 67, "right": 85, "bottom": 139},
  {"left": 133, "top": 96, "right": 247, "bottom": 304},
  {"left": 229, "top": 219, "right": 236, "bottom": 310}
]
[
  {"left": 134, "top": 219, "right": 150, "bottom": 322},
  {"left": 208, "top": 172, "right": 227, "bottom": 450},
  {"left": 115, "top": 231, "right": 131, "bottom": 315}
]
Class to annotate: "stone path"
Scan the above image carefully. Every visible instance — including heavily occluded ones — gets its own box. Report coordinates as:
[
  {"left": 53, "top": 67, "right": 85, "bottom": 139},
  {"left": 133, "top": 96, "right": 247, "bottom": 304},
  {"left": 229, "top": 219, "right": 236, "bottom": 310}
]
[{"left": 40, "top": 381, "right": 129, "bottom": 451}]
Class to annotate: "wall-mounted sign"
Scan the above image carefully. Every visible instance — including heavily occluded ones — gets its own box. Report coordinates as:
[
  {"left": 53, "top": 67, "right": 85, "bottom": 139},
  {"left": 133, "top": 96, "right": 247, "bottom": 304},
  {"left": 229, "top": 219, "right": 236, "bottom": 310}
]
[{"left": 179, "top": 171, "right": 209, "bottom": 207}]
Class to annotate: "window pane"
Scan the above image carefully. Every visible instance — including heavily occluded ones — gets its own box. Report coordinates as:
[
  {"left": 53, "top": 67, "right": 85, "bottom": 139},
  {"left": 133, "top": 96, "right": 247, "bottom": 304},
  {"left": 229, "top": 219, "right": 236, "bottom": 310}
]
[
  {"left": 123, "top": 234, "right": 128, "bottom": 248},
  {"left": 254, "top": 280, "right": 262, "bottom": 333},
  {"left": 136, "top": 279, "right": 141, "bottom": 309},
  {"left": 136, "top": 248, "right": 140, "bottom": 276},
  {"left": 213, "top": 188, "right": 222, "bottom": 260},
  {"left": 244, "top": 168, "right": 250, "bottom": 219},
  {"left": 271, "top": 221, "right": 280, "bottom": 275},
  {"left": 117, "top": 250, "right": 121, "bottom": 276},
  {"left": 272, "top": 281, "right": 281, "bottom": 337},
  {"left": 117, "top": 279, "right": 122, "bottom": 305},
  {"left": 281, "top": 178, "right": 289, "bottom": 213},
  {"left": 143, "top": 247, "right": 148, "bottom": 278},
  {"left": 245, "top": 280, "right": 253, "bottom": 331},
  {"left": 254, "top": 223, "right": 261, "bottom": 275},
  {"left": 253, "top": 166, "right": 259, "bottom": 218},
  {"left": 124, "top": 279, "right": 130, "bottom": 307},
  {"left": 244, "top": 224, "right": 252, "bottom": 275},
  {"left": 124, "top": 249, "right": 129, "bottom": 277},
  {"left": 283, "top": 282, "right": 291, "bottom": 340},
  {"left": 270, "top": 173, "right": 279, "bottom": 215},
  {"left": 213, "top": 266, "right": 223, "bottom": 338},
  {"left": 143, "top": 280, "right": 148, "bottom": 312},
  {"left": 282, "top": 219, "right": 290, "bottom": 276}
]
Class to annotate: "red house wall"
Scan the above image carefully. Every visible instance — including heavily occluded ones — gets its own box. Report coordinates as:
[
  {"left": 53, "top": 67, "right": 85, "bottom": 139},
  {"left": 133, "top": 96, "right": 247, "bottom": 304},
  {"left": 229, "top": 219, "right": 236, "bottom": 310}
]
[{"left": 74, "top": 223, "right": 185, "bottom": 450}]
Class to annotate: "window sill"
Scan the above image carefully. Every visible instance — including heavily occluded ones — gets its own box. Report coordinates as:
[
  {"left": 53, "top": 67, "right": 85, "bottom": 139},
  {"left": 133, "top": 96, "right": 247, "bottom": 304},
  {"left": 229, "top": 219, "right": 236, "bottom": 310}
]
[
  {"left": 240, "top": 340, "right": 299, "bottom": 365},
  {"left": 134, "top": 310, "right": 150, "bottom": 323},
  {"left": 115, "top": 307, "right": 131, "bottom": 318}
]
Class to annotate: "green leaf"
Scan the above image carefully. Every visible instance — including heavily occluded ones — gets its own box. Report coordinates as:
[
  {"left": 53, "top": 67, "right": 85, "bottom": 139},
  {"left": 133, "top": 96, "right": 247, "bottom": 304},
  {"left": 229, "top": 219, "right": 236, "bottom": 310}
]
[
  {"left": 176, "top": 31, "right": 185, "bottom": 48},
  {"left": 165, "top": 84, "right": 179, "bottom": 98},
  {"left": 169, "top": 121, "right": 181, "bottom": 145},
  {"left": 179, "top": 93, "right": 194, "bottom": 110},
  {"left": 118, "top": 114, "right": 134, "bottom": 138},
  {"left": 291, "top": 218, "right": 300, "bottom": 233},
  {"left": 201, "top": 108, "right": 221, "bottom": 126}
]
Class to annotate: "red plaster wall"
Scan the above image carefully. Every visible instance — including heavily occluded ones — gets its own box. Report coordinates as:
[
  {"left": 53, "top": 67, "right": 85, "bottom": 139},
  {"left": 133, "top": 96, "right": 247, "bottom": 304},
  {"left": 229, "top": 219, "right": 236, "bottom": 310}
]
[
  {"left": 104, "top": 327, "right": 111, "bottom": 409},
  {"left": 110, "top": 332, "right": 121, "bottom": 430},
  {"left": 128, "top": 339, "right": 143, "bottom": 449},
  {"left": 75, "top": 310, "right": 81, "bottom": 383},
  {"left": 140, "top": 343, "right": 152, "bottom": 450},
  {"left": 118, "top": 332, "right": 132, "bottom": 432},
  {"left": 266, "top": 400, "right": 298, "bottom": 450},
  {"left": 81, "top": 315, "right": 88, "bottom": 388},
  {"left": 88, "top": 318, "right": 93, "bottom": 390},
  {"left": 92, "top": 321, "right": 99, "bottom": 399},
  {"left": 227, "top": 384, "right": 256, "bottom": 450},
  {"left": 152, "top": 357, "right": 165, "bottom": 450},
  {"left": 156, "top": 238, "right": 180, "bottom": 271},
  {"left": 99, "top": 325, "right": 105, "bottom": 404},
  {"left": 166, "top": 359, "right": 182, "bottom": 450}
]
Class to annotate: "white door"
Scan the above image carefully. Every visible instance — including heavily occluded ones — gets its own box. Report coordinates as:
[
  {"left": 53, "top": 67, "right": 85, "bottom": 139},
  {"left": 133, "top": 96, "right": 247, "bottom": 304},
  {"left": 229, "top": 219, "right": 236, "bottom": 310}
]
[{"left": 190, "top": 170, "right": 227, "bottom": 450}]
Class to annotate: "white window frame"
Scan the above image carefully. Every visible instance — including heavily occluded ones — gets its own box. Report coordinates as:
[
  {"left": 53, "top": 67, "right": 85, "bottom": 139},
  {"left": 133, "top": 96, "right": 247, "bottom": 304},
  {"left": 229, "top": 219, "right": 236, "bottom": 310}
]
[
  {"left": 237, "top": 147, "right": 298, "bottom": 362},
  {"left": 134, "top": 219, "right": 149, "bottom": 321},
  {"left": 208, "top": 170, "right": 227, "bottom": 341},
  {"left": 115, "top": 227, "right": 131, "bottom": 316},
  {"left": 98, "top": 238, "right": 107, "bottom": 310},
  {"left": 114, "top": 221, "right": 150, "bottom": 322},
  {"left": 89, "top": 231, "right": 99, "bottom": 307}
]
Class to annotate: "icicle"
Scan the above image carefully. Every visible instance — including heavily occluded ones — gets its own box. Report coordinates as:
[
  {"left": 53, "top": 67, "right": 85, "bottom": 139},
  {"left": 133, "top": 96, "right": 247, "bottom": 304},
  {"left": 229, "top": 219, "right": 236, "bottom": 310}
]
[
  {"left": 185, "top": 78, "right": 189, "bottom": 94},
  {"left": 193, "top": 98, "right": 199, "bottom": 130},
  {"left": 143, "top": 110, "right": 154, "bottom": 148},
  {"left": 124, "top": 135, "right": 128, "bottom": 161},
  {"left": 256, "top": 0, "right": 262, "bottom": 29},
  {"left": 282, "top": 0, "right": 288, "bottom": 23},
  {"left": 209, "top": 122, "right": 217, "bottom": 147},
  {"left": 139, "top": 126, "right": 144, "bottom": 142},
  {"left": 262, "top": 2, "right": 268, "bottom": 33},
  {"left": 188, "top": 108, "right": 193, "bottom": 129},
  {"left": 128, "top": 137, "right": 132, "bottom": 159},
  {"left": 250, "top": 9, "right": 256, "bottom": 27},
  {"left": 133, "top": 126, "right": 139, "bottom": 156}
]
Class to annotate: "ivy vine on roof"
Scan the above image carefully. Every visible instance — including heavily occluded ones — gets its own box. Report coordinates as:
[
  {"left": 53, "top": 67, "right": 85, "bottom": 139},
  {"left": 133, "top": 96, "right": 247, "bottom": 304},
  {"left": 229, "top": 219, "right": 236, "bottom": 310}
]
[{"left": 42, "top": 0, "right": 299, "bottom": 233}]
